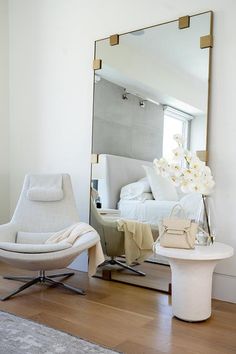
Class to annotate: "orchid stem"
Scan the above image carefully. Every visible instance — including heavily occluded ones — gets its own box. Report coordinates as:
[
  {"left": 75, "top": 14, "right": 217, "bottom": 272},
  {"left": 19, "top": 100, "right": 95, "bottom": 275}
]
[{"left": 202, "top": 195, "right": 213, "bottom": 243}]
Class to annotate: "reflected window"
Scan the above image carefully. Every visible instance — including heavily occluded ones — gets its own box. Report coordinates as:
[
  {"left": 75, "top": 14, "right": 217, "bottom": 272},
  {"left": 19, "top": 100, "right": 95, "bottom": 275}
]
[{"left": 162, "top": 107, "right": 190, "bottom": 159}]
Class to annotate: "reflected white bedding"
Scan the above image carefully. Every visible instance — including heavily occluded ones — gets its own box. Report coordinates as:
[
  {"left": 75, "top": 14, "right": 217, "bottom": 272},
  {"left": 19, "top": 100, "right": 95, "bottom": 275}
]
[
  {"left": 118, "top": 199, "right": 177, "bottom": 225},
  {"left": 118, "top": 193, "right": 202, "bottom": 225}
]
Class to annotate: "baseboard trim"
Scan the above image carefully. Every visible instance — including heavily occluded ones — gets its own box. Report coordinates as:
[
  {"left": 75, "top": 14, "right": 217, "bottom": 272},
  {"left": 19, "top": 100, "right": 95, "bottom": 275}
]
[{"left": 212, "top": 272, "right": 236, "bottom": 303}]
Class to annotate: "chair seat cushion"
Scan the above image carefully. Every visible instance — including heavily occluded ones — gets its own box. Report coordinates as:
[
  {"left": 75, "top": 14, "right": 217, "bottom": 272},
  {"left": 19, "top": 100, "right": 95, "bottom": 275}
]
[
  {"left": 0, "top": 242, "right": 71, "bottom": 254},
  {"left": 16, "top": 231, "right": 54, "bottom": 244}
]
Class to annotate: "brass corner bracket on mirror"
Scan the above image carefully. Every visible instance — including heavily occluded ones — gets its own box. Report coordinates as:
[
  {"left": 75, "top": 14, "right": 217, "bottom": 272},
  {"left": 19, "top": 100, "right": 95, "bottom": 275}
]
[
  {"left": 110, "top": 34, "right": 119, "bottom": 46},
  {"left": 196, "top": 151, "right": 208, "bottom": 163},
  {"left": 178, "top": 16, "right": 190, "bottom": 29},
  {"left": 93, "top": 59, "right": 102, "bottom": 70},
  {"left": 200, "top": 34, "right": 213, "bottom": 49},
  {"left": 91, "top": 154, "right": 99, "bottom": 164}
]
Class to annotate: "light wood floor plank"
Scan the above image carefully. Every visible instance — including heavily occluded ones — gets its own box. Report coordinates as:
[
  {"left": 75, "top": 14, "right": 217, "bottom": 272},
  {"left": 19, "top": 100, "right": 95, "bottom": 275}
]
[{"left": 0, "top": 262, "right": 235, "bottom": 354}]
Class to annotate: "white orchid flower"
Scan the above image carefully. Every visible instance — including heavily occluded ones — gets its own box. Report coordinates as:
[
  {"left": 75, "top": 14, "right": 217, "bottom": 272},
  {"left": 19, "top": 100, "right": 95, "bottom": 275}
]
[
  {"left": 153, "top": 136, "right": 215, "bottom": 196},
  {"left": 159, "top": 157, "right": 169, "bottom": 166},
  {"left": 160, "top": 166, "right": 171, "bottom": 177},
  {"left": 189, "top": 159, "right": 205, "bottom": 172},
  {"left": 169, "top": 163, "right": 182, "bottom": 177},
  {"left": 187, "top": 172, "right": 215, "bottom": 195},
  {"left": 170, "top": 175, "right": 181, "bottom": 186},
  {"left": 154, "top": 157, "right": 168, "bottom": 168},
  {"left": 173, "top": 134, "right": 184, "bottom": 146},
  {"left": 180, "top": 178, "right": 191, "bottom": 193},
  {"left": 189, "top": 181, "right": 205, "bottom": 193},
  {"left": 153, "top": 158, "right": 170, "bottom": 177},
  {"left": 202, "top": 166, "right": 213, "bottom": 177},
  {"left": 172, "top": 147, "right": 185, "bottom": 161},
  {"left": 203, "top": 178, "right": 215, "bottom": 195},
  {"left": 183, "top": 168, "right": 195, "bottom": 180}
]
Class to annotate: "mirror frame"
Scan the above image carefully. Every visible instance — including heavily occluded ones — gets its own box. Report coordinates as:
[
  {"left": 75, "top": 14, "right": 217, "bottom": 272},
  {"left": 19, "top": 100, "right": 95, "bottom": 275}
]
[{"left": 89, "top": 9, "right": 214, "bottom": 233}]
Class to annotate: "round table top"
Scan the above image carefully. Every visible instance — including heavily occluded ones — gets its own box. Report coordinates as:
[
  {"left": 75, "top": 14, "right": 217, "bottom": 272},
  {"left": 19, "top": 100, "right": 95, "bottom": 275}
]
[{"left": 154, "top": 242, "right": 234, "bottom": 261}]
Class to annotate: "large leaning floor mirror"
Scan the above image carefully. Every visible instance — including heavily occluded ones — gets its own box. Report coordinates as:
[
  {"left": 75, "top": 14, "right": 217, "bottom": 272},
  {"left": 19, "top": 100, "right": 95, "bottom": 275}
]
[{"left": 90, "top": 11, "right": 213, "bottom": 291}]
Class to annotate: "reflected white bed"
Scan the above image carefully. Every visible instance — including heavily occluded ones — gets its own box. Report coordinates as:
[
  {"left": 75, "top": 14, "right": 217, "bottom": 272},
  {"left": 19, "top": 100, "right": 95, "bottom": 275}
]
[
  {"left": 118, "top": 200, "right": 177, "bottom": 224},
  {"left": 93, "top": 154, "right": 202, "bottom": 266},
  {"left": 93, "top": 154, "right": 202, "bottom": 225},
  {"left": 95, "top": 154, "right": 152, "bottom": 209}
]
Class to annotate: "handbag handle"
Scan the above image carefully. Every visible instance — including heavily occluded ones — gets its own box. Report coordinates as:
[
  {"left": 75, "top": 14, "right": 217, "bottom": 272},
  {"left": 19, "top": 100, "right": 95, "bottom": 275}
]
[
  {"left": 170, "top": 203, "right": 187, "bottom": 218},
  {"left": 152, "top": 204, "right": 187, "bottom": 251}
]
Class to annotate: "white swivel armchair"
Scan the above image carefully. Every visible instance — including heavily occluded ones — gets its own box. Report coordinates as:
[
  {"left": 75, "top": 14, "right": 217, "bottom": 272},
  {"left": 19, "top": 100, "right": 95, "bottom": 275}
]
[{"left": 0, "top": 174, "right": 100, "bottom": 301}]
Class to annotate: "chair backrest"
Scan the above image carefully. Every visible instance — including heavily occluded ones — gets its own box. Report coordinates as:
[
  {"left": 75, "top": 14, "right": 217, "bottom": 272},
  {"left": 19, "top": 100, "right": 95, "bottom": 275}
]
[{"left": 11, "top": 174, "right": 79, "bottom": 232}]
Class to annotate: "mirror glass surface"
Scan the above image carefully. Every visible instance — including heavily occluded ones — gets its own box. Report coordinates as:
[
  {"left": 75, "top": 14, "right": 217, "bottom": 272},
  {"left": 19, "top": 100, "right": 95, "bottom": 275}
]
[{"left": 90, "top": 12, "right": 212, "bottom": 285}]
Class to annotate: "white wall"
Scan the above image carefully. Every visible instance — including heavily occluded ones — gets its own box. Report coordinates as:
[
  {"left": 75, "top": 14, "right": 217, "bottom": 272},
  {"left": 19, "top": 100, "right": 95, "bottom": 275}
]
[
  {"left": 8, "top": 0, "right": 236, "bottom": 301},
  {"left": 0, "top": 0, "right": 10, "bottom": 223}
]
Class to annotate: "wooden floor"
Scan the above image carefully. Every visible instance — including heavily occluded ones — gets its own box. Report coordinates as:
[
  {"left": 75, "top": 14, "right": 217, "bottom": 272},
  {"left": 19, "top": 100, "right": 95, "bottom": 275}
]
[
  {"left": 0, "top": 262, "right": 235, "bottom": 354},
  {"left": 95, "top": 260, "right": 171, "bottom": 292}
]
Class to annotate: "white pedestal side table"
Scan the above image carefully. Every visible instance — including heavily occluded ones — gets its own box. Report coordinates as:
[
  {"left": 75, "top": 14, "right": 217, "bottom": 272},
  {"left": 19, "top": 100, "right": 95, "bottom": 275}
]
[{"left": 155, "top": 242, "right": 234, "bottom": 322}]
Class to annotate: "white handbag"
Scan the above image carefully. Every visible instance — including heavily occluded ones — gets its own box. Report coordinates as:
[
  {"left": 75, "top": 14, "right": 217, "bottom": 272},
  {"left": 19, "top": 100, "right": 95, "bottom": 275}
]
[{"left": 158, "top": 204, "right": 198, "bottom": 249}]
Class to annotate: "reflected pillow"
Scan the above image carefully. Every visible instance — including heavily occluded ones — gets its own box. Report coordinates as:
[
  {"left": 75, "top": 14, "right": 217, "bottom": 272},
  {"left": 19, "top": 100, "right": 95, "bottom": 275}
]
[
  {"left": 126, "top": 192, "right": 154, "bottom": 202},
  {"left": 120, "top": 178, "right": 151, "bottom": 200},
  {"left": 139, "top": 192, "right": 154, "bottom": 202},
  {"left": 143, "top": 165, "right": 178, "bottom": 201}
]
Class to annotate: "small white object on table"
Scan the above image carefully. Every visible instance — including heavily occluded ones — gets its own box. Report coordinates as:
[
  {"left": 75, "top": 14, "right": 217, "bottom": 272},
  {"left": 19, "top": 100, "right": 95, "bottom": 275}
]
[{"left": 154, "top": 242, "right": 234, "bottom": 322}]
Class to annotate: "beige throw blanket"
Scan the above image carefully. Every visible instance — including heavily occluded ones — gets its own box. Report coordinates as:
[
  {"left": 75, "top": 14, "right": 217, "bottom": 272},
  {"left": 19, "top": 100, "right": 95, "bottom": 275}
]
[
  {"left": 117, "top": 219, "right": 154, "bottom": 265},
  {"left": 46, "top": 223, "right": 105, "bottom": 276}
]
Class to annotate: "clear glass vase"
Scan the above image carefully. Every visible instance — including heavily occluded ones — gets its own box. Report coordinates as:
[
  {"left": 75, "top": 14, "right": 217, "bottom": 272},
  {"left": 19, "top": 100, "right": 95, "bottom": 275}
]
[{"left": 196, "top": 195, "right": 216, "bottom": 246}]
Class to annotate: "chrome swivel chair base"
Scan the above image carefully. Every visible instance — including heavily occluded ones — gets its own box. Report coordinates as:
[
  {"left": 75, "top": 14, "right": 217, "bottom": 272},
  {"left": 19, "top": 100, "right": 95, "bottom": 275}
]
[
  {"left": 102, "top": 257, "right": 146, "bottom": 276},
  {"left": 1, "top": 270, "right": 85, "bottom": 301}
]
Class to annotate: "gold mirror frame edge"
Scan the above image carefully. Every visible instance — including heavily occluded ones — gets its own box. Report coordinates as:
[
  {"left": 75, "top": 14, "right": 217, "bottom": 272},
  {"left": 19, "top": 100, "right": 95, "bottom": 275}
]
[{"left": 94, "top": 10, "right": 213, "bottom": 43}]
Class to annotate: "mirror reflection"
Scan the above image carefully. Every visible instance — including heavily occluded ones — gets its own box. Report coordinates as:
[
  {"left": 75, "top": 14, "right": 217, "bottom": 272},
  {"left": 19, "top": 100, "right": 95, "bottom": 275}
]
[{"left": 91, "top": 12, "right": 212, "bottom": 286}]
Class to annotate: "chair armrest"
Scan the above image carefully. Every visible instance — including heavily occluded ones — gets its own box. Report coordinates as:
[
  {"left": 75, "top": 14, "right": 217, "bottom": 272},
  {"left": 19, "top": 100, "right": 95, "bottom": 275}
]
[{"left": 0, "top": 223, "right": 17, "bottom": 243}]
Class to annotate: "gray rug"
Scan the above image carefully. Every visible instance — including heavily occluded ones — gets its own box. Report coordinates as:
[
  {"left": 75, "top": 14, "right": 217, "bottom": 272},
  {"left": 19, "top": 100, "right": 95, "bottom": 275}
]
[{"left": 0, "top": 311, "right": 121, "bottom": 354}]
